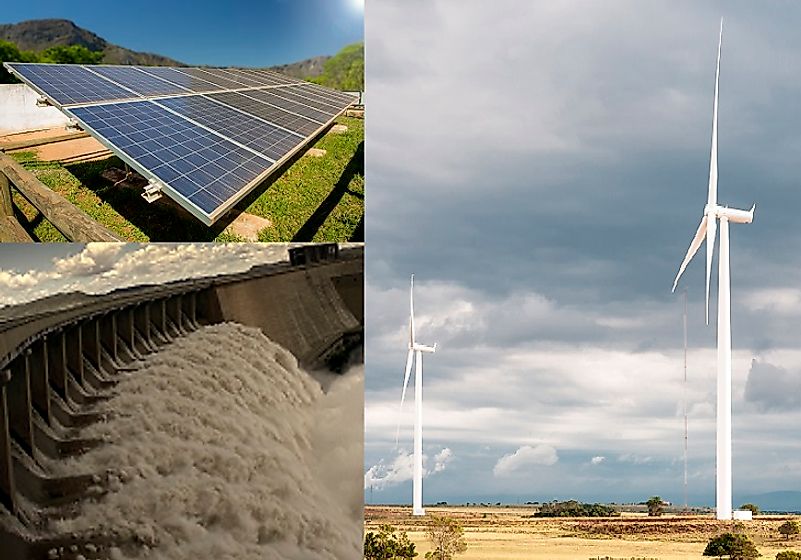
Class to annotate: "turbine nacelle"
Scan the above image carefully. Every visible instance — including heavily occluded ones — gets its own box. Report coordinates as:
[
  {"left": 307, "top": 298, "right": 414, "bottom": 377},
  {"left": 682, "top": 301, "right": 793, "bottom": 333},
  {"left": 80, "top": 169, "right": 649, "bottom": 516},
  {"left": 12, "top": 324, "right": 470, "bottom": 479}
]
[
  {"left": 704, "top": 203, "right": 755, "bottom": 224},
  {"left": 412, "top": 343, "right": 437, "bottom": 353}
]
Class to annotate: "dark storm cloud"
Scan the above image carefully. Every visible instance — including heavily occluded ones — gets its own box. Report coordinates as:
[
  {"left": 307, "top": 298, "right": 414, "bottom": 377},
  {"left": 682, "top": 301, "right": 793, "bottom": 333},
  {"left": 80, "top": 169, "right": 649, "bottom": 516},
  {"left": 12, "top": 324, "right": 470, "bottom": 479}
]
[
  {"left": 366, "top": 0, "right": 801, "bottom": 504},
  {"left": 745, "top": 360, "right": 801, "bottom": 411}
]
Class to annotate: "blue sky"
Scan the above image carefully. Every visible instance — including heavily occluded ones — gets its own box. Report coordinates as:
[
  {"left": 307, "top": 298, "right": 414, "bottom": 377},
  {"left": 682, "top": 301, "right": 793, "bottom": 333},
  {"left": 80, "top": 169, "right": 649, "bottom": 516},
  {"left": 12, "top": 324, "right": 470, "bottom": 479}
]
[{"left": 2, "top": 0, "right": 363, "bottom": 66}]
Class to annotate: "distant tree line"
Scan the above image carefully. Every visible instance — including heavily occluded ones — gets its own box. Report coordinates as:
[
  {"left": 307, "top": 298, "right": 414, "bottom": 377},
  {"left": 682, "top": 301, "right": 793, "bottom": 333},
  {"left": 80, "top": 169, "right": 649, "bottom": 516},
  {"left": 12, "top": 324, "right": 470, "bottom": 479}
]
[
  {"left": 0, "top": 39, "right": 102, "bottom": 83},
  {"left": 534, "top": 500, "right": 619, "bottom": 518}
]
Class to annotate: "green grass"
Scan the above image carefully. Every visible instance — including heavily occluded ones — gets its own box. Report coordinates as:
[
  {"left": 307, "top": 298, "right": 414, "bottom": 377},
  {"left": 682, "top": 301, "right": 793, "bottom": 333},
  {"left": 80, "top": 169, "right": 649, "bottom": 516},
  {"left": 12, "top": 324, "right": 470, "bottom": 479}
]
[{"left": 8, "top": 116, "right": 363, "bottom": 242}]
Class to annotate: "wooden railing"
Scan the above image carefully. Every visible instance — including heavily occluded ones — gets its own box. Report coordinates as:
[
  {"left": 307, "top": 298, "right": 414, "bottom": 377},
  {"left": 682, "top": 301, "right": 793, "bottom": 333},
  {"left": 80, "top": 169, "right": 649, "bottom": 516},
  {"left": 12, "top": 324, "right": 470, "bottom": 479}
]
[{"left": 0, "top": 152, "right": 121, "bottom": 242}]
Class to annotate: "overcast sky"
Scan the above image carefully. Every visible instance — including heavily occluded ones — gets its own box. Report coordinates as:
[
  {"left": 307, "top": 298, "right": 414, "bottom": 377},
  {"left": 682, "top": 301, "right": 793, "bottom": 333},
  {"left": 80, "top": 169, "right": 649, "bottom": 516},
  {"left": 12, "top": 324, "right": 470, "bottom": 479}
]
[
  {"left": 365, "top": 0, "right": 801, "bottom": 508},
  {"left": 0, "top": 243, "right": 289, "bottom": 308}
]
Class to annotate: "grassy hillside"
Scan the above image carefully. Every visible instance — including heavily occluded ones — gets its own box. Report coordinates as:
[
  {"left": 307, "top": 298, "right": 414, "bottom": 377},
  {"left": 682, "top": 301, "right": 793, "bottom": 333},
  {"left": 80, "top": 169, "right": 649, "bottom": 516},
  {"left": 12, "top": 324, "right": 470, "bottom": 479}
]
[{"left": 311, "top": 42, "right": 364, "bottom": 91}]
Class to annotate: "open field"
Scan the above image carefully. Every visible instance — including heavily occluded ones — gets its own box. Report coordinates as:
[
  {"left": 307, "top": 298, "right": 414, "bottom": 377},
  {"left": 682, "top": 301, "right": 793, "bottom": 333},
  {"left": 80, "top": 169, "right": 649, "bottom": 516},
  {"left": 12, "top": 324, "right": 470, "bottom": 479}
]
[
  {"left": 1, "top": 116, "right": 363, "bottom": 242},
  {"left": 366, "top": 505, "right": 801, "bottom": 559}
]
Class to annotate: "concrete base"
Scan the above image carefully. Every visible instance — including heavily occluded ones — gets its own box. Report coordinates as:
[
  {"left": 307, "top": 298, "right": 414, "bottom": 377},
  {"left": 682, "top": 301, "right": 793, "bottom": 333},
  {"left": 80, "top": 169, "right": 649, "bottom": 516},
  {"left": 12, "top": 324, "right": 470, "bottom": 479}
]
[
  {"left": 223, "top": 212, "right": 272, "bottom": 241},
  {"left": 733, "top": 510, "right": 753, "bottom": 521},
  {"left": 304, "top": 148, "right": 327, "bottom": 158},
  {"left": 328, "top": 124, "right": 348, "bottom": 135}
]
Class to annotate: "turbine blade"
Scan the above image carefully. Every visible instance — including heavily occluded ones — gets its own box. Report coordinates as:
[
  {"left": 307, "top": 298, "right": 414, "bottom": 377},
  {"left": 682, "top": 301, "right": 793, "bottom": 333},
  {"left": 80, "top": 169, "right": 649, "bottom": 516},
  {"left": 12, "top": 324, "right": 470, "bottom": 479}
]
[
  {"left": 672, "top": 217, "right": 708, "bottom": 292},
  {"left": 705, "top": 214, "right": 717, "bottom": 325},
  {"left": 708, "top": 19, "right": 723, "bottom": 208},
  {"left": 395, "top": 349, "right": 415, "bottom": 446}
]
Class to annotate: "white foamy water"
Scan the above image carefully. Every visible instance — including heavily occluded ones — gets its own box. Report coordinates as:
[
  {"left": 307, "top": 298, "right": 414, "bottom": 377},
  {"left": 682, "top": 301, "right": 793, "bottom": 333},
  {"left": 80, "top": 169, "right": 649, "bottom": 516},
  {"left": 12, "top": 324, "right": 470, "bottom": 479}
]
[{"left": 51, "top": 323, "right": 363, "bottom": 560}]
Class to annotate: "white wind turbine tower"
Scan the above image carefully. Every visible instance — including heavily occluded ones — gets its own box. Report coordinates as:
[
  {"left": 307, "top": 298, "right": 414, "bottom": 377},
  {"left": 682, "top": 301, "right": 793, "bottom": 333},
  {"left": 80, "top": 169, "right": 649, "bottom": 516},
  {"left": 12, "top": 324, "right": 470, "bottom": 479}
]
[
  {"left": 396, "top": 274, "right": 437, "bottom": 516},
  {"left": 672, "top": 19, "right": 755, "bottom": 521}
]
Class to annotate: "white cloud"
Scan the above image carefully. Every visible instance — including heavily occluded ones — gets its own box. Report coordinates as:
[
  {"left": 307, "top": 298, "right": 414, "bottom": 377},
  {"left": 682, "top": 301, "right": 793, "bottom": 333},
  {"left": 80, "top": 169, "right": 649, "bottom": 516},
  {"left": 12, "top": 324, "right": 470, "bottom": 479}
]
[
  {"left": 0, "top": 244, "right": 290, "bottom": 308},
  {"left": 53, "top": 243, "right": 124, "bottom": 276},
  {"left": 618, "top": 454, "right": 654, "bottom": 465},
  {"left": 364, "top": 447, "right": 454, "bottom": 490},
  {"left": 591, "top": 456, "right": 606, "bottom": 465},
  {"left": 432, "top": 448, "right": 453, "bottom": 473},
  {"left": 493, "top": 445, "right": 558, "bottom": 477}
]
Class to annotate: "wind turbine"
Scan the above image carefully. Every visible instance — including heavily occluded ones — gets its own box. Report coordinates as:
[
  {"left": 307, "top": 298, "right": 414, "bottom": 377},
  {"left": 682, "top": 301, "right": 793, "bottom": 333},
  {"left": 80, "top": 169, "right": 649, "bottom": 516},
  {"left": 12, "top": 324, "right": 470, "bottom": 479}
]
[
  {"left": 397, "top": 274, "right": 437, "bottom": 516},
  {"left": 672, "top": 19, "right": 755, "bottom": 521}
]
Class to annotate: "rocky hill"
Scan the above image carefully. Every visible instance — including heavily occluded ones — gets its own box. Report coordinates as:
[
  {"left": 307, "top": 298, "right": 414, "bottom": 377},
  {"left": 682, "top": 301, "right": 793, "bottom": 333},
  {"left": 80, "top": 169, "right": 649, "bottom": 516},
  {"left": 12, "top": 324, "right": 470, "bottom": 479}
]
[
  {"left": 0, "top": 19, "right": 184, "bottom": 66},
  {"left": 271, "top": 55, "right": 330, "bottom": 79}
]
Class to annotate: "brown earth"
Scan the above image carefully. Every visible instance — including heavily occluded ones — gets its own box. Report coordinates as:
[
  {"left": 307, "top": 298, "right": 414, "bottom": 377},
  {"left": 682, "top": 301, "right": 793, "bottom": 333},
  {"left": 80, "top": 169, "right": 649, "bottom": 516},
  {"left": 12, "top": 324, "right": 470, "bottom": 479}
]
[{"left": 365, "top": 505, "right": 801, "bottom": 559}]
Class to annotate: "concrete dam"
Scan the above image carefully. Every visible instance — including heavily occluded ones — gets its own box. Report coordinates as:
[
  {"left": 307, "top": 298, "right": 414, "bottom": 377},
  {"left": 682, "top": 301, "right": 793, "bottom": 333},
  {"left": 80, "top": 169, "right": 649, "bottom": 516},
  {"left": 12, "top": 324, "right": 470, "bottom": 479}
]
[{"left": 0, "top": 244, "right": 363, "bottom": 559}]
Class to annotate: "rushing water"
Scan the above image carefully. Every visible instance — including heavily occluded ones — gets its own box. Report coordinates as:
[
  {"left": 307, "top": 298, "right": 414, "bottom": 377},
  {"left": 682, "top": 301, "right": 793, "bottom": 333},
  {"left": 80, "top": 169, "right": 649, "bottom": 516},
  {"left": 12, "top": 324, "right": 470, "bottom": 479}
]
[{"left": 51, "top": 323, "right": 363, "bottom": 560}]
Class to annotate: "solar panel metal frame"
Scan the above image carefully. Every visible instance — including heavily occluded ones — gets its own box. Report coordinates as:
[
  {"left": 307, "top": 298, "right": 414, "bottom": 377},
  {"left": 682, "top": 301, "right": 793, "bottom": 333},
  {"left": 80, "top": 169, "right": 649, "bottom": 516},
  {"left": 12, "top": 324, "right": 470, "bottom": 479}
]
[{"left": 3, "top": 62, "right": 357, "bottom": 226}]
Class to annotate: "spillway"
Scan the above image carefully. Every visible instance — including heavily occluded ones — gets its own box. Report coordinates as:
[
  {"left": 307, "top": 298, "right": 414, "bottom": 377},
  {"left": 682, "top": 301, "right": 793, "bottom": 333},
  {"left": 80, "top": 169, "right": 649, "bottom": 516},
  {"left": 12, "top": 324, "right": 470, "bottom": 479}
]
[
  {"left": 0, "top": 244, "right": 364, "bottom": 559},
  {"left": 3, "top": 324, "right": 362, "bottom": 559}
]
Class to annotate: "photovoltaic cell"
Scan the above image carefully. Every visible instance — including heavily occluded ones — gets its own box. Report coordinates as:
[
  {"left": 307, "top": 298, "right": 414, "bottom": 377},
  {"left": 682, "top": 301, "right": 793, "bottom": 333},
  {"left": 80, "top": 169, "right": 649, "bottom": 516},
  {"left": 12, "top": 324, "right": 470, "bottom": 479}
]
[
  {"left": 68, "top": 101, "right": 272, "bottom": 217},
  {"left": 242, "top": 89, "right": 332, "bottom": 123},
  {"left": 158, "top": 95, "right": 303, "bottom": 161},
  {"left": 267, "top": 85, "right": 347, "bottom": 113},
  {"left": 224, "top": 68, "right": 287, "bottom": 87},
  {"left": 6, "top": 63, "right": 137, "bottom": 106},
  {"left": 295, "top": 82, "right": 359, "bottom": 106},
  {"left": 208, "top": 91, "right": 324, "bottom": 136},
  {"left": 136, "top": 66, "right": 227, "bottom": 92},
  {"left": 174, "top": 68, "right": 248, "bottom": 90},
  {"left": 193, "top": 68, "right": 264, "bottom": 88},
  {"left": 89, "top": 66, "right": 190, "bottom": 97}
]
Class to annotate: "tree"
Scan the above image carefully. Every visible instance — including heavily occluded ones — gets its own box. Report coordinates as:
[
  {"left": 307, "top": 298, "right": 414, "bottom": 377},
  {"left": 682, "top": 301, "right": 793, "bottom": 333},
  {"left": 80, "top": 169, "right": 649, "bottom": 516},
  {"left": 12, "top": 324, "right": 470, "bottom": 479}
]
[
  {"left": 740, "top": 503, "right": 761, "bottom": 516},
  {"left": 646, "top": 496, "right": 664, "bottom": 517},
  {"left": 779, "top": 521, "right": 800, "bottom": 541},
  {"left": 703, "top": 533, "right": 760, "bottom": 560},
  {"left": 776, "top": 552, "right": 801, "bottom": 560},
  {"left": 364, "top": 524, "right": 417, "bottom": 560},
  {"left": 39, "top": 45, "right": 103, "bottom": 64},
  {"left": 424, "top": 516, "right": 468, "bottom": 560},
  {"left": 0, "top": 40, "right": 38, "bottom": 83}
]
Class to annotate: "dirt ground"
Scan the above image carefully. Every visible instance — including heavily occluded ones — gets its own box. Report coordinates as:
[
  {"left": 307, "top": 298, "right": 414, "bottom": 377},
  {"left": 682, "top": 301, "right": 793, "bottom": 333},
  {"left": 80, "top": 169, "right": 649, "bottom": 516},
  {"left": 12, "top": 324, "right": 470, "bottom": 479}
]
[
  {"left": 0, "top": 126, "right": 109, "bottom": 162},
  {"left": 365, "top": 505, "right": 801, "bottom": 559}
]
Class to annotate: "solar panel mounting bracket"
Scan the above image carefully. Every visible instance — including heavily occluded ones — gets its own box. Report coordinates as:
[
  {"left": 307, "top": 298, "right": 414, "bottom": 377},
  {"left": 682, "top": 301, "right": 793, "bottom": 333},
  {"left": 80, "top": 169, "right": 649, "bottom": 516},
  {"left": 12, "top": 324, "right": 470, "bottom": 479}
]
[
  {"left": 66, "top": 118, "right": 82, "bottom": 131},
  {"left": 141, "top": 180, "right": 164, "bottom": 203},
  {"left": 35, "top": 96, "right": 51, "bottom": 107}
]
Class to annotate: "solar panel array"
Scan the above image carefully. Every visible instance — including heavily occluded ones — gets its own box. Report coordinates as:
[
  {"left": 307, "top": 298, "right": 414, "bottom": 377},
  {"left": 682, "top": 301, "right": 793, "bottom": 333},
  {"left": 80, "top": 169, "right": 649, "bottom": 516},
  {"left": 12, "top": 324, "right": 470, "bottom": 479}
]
[{"left": 4, "top": 63, "right": 358, "bottom": 225}]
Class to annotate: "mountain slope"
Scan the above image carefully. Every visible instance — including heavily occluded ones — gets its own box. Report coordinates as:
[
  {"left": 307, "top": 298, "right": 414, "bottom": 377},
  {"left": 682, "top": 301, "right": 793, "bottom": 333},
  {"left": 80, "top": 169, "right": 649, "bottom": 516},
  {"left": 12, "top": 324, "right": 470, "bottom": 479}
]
[
  {"left": 271, "top": 55, "right": 329, "bottom": 79},
  {"left": 0, "top": 19, "right": 183, "bottom": 66}
]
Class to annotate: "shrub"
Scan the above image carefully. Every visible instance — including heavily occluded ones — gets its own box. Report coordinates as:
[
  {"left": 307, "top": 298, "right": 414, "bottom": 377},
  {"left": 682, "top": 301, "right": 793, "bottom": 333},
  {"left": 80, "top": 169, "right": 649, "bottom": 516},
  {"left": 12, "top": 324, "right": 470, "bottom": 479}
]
[
  {"left": 703, "top": 533, "right": 760, "bottom": 560},
  {"left": 364, "top": 524, "right": 417, "bottom": 560},
  {"left": 534, "top": 500, "right": 618, "bottom": 518},
  {"left": 780, "top": 521, "right": 801, "bottom": 540},
  {"left": 740, "top": 504, "right": 761, "bottom": 515},
  {"left": 646, "top": 496, "right": 664, "bottom": 517},
  {"left": 776, "top": 551, "right": 801, "bottom": 560},
  {"left": 424, "top": 516, "right": 467, "bottom": 560}
]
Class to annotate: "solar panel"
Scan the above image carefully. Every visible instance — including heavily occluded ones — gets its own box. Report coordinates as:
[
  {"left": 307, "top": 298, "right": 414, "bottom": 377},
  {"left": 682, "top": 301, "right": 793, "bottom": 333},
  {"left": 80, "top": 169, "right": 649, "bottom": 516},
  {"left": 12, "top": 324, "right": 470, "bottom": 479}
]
[
  {"left": 3, "top": 62, "right": 359, "bottom": 226},
  {"left": 89, "top": 66, "right": 190, "bottom": 97},
  {"left": 68, "top": 101, "right": 273, "bottom": 218},
  {"left": 242, "top": 89, "right": 335, "bottom": 123},
  {"left": 207, "top": 91, "right": 324, "bottom": 136},
  {"left": 136, "top": 67, "right": 228, "bottom": 92},
  {"left": 157, "top": 95, "right": 303, "bottom": 161},
  {"left": 5, "top": 63, "right": 138, "bottom": 106}
]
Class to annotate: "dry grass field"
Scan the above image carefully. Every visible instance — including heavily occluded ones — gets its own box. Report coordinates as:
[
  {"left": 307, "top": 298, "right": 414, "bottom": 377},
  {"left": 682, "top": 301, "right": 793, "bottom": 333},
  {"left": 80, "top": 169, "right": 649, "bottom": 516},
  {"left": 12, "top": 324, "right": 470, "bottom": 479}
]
[{"left": 365, "top": 505, "right": 801, "bottom": 559}]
